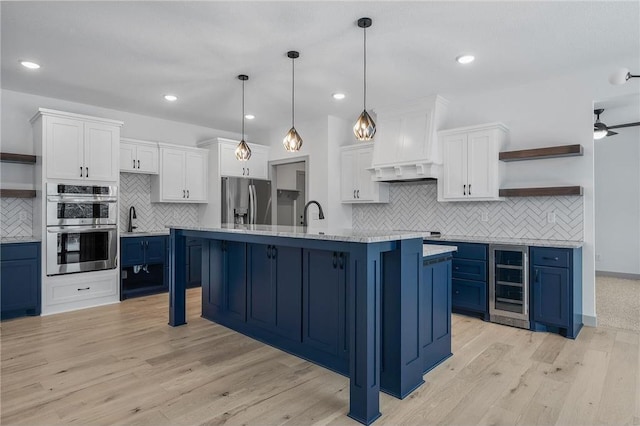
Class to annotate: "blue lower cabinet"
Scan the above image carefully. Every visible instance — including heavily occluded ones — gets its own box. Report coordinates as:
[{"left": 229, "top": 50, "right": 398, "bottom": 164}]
[
  {"left": 530, "top": 246, "right": 582, "bottom": 339},
  {"left": 1, "top": 242, "right": 41, "bottom": 320},
  {"left": 421, "top": 256, "right": 452, "bottom": 373},
  {"left": 452, "top": 278, "right": 487, "bottom": 313},
  {"left": 202, "top": 240, "right": 246, "bottom": 321},
  {"left": 185, "top": 239, "right": 202, "bottom": 288},
  {"left": 120, "top": 236, "right": 168, "bottom": 300},
  {"left": 225, "top": 241, "right": 247, "bottom": 322},
  {"left": 302, "top": 249, "right": 348, "bottom": 357},
  {"left": 247, "top": 243, "right": 302, "bottom": 341}
]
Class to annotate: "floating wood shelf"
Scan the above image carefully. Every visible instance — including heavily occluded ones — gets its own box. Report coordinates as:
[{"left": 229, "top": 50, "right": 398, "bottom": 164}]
[
  {"left": 0, "top": 152, "right": 37, "bottom": 164},
  {"left": 0, "top": 189, "right": 36, "bottom": 198},
  {"left": 499, "top": 186, "right": 583, "bottom": 197},
  {"left": 499, "top": 144, "right": 583, "bottom": 162}
]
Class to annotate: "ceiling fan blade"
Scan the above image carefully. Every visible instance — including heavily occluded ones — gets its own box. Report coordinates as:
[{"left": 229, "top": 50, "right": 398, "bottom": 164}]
[
  {"left": 608, "top": 121, "right": 640, "bottom": 130},
  {"left": 606, "top": 130, "right": 618, "bottom": 136}
]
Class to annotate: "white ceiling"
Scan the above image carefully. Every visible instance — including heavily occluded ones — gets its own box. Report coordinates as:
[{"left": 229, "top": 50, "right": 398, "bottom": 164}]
[{"left": 2, "top": 1, "right": 639, "bottom": 138}]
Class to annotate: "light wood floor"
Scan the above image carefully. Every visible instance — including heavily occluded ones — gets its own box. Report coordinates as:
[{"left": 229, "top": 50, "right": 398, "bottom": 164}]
[{"left": 2, "top": 288, "right": 639, "bottom": 426}]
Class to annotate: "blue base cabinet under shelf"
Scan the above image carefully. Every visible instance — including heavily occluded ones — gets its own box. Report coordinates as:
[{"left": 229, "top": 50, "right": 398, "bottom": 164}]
[
  {"left": 1, "top": 242, "right": 41, "bottom": 320},
  {"left": 427, "top": 240, "right": 489, "bottom": 320},
  {"left": 186, "top": 238, "right": 202, "bottom": 288},
  {"left": 120, "top": 236, "right": 168, "bottom": 300},
  {"left": 530, "top": 246, "right": 582, "bottom": 339}
]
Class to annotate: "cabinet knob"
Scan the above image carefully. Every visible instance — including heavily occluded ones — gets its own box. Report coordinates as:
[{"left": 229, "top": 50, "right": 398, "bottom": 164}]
[{"left": 455, "top": 290, "right": 460, "bottom": 295}]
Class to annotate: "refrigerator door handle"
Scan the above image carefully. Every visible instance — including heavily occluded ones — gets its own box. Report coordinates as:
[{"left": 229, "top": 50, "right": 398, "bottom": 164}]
[
  {"left": 251, "top": 184, "right": 257, "bottom": 224},
  {"left": 248, "top": 184, "right": 255, "bottom": 225}
]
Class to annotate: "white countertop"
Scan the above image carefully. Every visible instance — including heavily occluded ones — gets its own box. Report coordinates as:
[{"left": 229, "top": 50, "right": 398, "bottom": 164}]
[
  {"left": 426, "top": 234, "right": 583, "bottom": 248},
  {"left": 1, "top": 236, "right": 41, "bottom": 244},
  {"left": 423, "top": 244, "right": 457, "bottom": 258},
  {"left": 120, "top": 230, "right": 170, "bottom": 238},
  {"left": 170, "top": 224, "right": 426, "bottom": 243}
]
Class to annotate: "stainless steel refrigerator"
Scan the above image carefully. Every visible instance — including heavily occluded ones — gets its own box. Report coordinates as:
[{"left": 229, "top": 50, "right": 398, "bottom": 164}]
[{"left": 221, "top": 177, "right": 272, "bottom": 225}]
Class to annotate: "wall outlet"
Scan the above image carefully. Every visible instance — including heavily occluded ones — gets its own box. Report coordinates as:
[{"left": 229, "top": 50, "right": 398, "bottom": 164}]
[
  {"left": 19, "top": 211, "right": 27, "bottom": 222},
  {"left": 481, "top": 212, "right": 489, "bottom": 222},
  {"left": 547, "top": 212, "right": 556, "bottom": 224}
]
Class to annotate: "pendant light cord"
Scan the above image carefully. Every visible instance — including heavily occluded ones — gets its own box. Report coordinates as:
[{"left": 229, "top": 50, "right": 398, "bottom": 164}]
[
  {"left": 241, "top": 79, "right": 245, "bottom": 140},
  {"left": 363, "top": 25, "right": 367, "bottom": 110},
  {"left": 292, "top": 56, "right": 295, "bottom": 127}
]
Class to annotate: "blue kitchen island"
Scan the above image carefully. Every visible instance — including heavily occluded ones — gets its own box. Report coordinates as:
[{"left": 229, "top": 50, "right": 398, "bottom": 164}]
[{"left": 168, "top": 225, "right": 455, "bottom": 424}]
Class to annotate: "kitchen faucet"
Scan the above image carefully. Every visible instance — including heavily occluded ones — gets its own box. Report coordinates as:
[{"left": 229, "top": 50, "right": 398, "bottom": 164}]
[
  {"left": 302, "top": 200, "right": 325, "bottom": 227},
  {"left": 128, "top": 206, "right": 137, "bottom": 232}
]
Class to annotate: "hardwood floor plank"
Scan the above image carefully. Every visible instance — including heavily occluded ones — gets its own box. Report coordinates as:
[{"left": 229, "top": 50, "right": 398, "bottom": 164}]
[{"left": 1, "top": 288, "right": 638, "bottom": 426}]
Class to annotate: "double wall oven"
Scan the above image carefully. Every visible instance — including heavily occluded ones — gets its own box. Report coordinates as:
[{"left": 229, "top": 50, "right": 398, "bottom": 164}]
[{"left": 46, "top": 183, "right": 118, "bottom": 276}]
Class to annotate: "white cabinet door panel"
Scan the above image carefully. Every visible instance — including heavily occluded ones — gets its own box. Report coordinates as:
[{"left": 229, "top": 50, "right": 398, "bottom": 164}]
[
  {"left": 120, "top": 142, "right": 137, "bottom": 173},
  {"left": 356, "top": 148, "right": 374, "bottom": 200},
  {"left": 46, "top": 117, "right": 84, "bottom": 180},
  {"left": 219, "top": 143, "right": 245, "bottom": 177},
  {"left": 136, "top": 144, "right": 159, "bottom": 174},
  {"left": 84, "top": 122, "right": 118, "bottom": 182},
  {"left": 248, "top": 148, "right": 268, "bottom": 179},
  {"left": 442, "top": 134, "right": 467, "bottom": 199},
  {"left": 341, "top": 150, "right": 357, "bottom": 202},
  {"left": 162, "top": 149, "right": 186, "bottom": 201},
  {"left": 467, "top": 130, "right": 494, "bottom": 199},
  {"left": 185, "top": 151, "right": 207, "bottom": 201}
]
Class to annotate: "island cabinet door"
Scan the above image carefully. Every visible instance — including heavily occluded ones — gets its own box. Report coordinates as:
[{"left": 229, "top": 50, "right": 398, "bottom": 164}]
[
  {"left": 224, "top": 241, "right": 247, "bottom": 322},
  {"left": 302, "top": 249, "right": 348, "bottom": 358},
  {"left": 272, "top": 245, "right": 302, "bottom": 341},
  {"left": 247, "top": 243, "right": 276, "bottom": 330},
  {"left": 201, "top": 240, "right": 246, "bottom": 321}
]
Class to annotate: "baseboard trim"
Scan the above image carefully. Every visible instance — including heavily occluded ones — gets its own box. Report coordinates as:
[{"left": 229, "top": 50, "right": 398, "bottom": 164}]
[
  {"left": 596, "top": 270, "right": 640, "bottom": 280},
  {"left": 582, "top": 314, "right": 597, "bottom": 328}
]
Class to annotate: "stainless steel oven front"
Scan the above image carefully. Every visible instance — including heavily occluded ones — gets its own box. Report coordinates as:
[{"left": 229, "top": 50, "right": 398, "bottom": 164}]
[
  {"left": 46, "top": 224, "right": 118, "bottom": 276},
  {"left": 47, "top": 183, "right": 117, "bottom": 226}
]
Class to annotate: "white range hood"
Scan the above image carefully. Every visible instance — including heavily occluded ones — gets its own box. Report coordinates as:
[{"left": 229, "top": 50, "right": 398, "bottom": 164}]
[{"left": 370, "top": 95, "right": 449, "bottom": 182}]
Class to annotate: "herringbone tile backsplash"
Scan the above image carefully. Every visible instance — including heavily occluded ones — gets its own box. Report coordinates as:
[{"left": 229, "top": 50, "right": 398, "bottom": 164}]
[
  {"left": 1, "top": 198, "right": 33, "bottom": 238},
  {"left": 352, "top": 182, "right": 583, "bottom": 241},
  {"left": 120, "top": 173, "right": 199, "bottom": 232}
]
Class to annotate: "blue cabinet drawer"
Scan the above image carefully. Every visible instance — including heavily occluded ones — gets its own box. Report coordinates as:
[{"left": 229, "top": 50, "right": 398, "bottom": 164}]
[
  {"left": 532, "top": 247, "right": 570, "bottom": 268},
  {"left": 452, "top": 278, "right": 486, "bottom": 312},
  {"left": 1, "top": 243, "right": 39, "bottom": 261},
  {"left": 452, "top": 259, "right": 486, "bottom": 282},
  {"left": 426, "top": 241, "right": 487, "bottom": 261}
]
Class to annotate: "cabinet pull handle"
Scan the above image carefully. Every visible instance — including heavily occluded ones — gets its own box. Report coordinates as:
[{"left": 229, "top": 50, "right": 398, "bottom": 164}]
[
  {"left": 339, "top": 252, "right": 345, "bottom": 269},
  {"left": 86, "top": 167, "right": 89, "bottom": 178},
  {"left": 455, "top": 290, "right": 460, "bottom": 295},
  {"left": 543, "top": 256, "right": 559, "bottom": 261},
  {"left": 468, "top": 184, "right": 471, "bottom": 195},
  {"left": 272, "top": 246, "right": 277, "bottom": 259},
  {"left": 535, "top": 268, "right": 540, "bottom": 282},
  {"left": 242, "top": 167, "right": 245, "bottom": 176},
  {"left": 247, "top": 168, "right": 250, "bottom": 176},
  {"left": 133, "top": 159, "right": 136, "bottom": 169},
  {"left": 140, "top": 241, "right": 143, "bottom": 248},
  {"left": 353, "top": 190, "right": 356, "bottom": 199},
  {"left": 80, "top": 166, "right": 83, "bottom": 177},
  {"left": 187, "top": 190, "right": 189, "bottom": 198},
  {"left": 146, "top": 241, "right": 149, "bottom": 248},
  {"left": 266, "top": 245, "right": 271, "bottom": 259},
  {"left": 221, "top": 241, "right": 227, "bottom": 252},
  {"left": 137, "top": 160, "right": 140, "bottom": 169},
  {"left": 77, "top": 287, "right": 91, "bottom": 291},
  {"left": 183, "top": 190, "right": 186, "bottom": 198},
  {"left": 463, "top": 184, "right": 466, "bottom": 195},
  {"left": 332, "top": 252, "right": 337, "bottom": 268},
  {"left": 357, "top": 190, "right": 360, "bottom": 198}
]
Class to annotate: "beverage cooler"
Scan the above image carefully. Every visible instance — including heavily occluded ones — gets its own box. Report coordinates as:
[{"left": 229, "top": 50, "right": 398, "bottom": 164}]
[{"left": 489, "top": 245, "right": 529, "bottom": 329}]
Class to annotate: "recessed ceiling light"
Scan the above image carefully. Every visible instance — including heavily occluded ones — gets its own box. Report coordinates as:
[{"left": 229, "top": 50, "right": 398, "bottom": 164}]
[
  {"left": 456, "top": 55, "right": 475, "bottom": 65},
  {"left": 245, "top": 114, "right": 255, "bottom": 120},
  {"left": 332, "top": 93, "right": 346, "bottom": 100},
  {"left": 20, "top": 60, "right": 40, "bottom": 70},
  {"left": 164, "top": 94, "right": 177, "bottom": 102}
]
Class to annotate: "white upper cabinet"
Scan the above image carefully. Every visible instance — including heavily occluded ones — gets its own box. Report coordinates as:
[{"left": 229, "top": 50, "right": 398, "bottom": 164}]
[
  {"left": 217, "top": 138, "right": 269, "bottom": 179},
  {"left": 39, "top": 111, "right": 122, "bottom": 182},
  {"left": 340, "top": 144, "right": 389, "bottom": 203},
  {"left": 120, "top": 138, "right": 158, "bottom": 174},
  {"left": 150, "top": 144, "right": 208, "bottom": 203},
  {"left": 438, "top": 123, "right": 508, "bottom": 202}
]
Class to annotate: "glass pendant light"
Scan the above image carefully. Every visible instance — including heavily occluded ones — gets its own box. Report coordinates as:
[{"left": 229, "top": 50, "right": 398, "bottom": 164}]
[
  {"left": 353, "top": 17, "right": 376, "bottom": 141},
  {"left": 283, "top": 51, "right": 303, "bottom": 152},
  {"left": 235, "top": 74, "right": 252, "bottom": 161}
]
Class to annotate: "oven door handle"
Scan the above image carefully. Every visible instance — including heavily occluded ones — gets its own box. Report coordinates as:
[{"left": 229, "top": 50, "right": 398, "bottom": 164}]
[
  {"left": 47, "top": 196, "right": 118, "bottom": 203},
  {"left": 47, "top": 225, "right": 117, "bottom": 233}
]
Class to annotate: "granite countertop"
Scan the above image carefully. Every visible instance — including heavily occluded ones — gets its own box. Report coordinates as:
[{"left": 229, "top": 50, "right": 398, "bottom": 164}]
[
  {"left": 1, "top": 236, "right": 41, "bottom": 244},
  {"left": 423, "top": 244, "right": 457, "bottom": 258},
  {"left": 169, "top": 224, "right": 426, "bottom": 243},
  {"left": 120, "top": 230, "right": 170, "bottom": 238},
  {"left": 425, "top": 234, "right": 583, "bottom": 248}
]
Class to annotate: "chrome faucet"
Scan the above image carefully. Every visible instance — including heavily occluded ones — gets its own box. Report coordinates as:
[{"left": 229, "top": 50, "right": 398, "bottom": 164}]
[
  {"left": 128, "top": 206, "right": 137, "bottom": 232},
  {"left": 302, "top": 200, "right": 325, "bottom": 227}
]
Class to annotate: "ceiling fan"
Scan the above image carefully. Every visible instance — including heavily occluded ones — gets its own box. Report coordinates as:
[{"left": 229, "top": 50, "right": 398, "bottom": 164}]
[{"left": 593, "top": 108, "right": 640, "bottom": 140}]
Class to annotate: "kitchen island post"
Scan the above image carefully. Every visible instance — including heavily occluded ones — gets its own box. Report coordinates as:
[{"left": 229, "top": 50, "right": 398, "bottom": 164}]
[{"left": 168, "top": 226, "right": 428, "bottom": 425}]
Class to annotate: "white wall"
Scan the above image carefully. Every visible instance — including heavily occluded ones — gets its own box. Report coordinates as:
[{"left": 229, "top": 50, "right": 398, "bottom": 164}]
[
  {"left": 275, "top": 161, "right": 305, "bottom": 191},
  {"left": 594, "top": 101, "right": 640, "bottom": 275},
  {"left": 0, "top": 89, "right": 241, "bottom": 189},
  {"left": 267, "top": 115, "right": 352, "bottom": 229}
]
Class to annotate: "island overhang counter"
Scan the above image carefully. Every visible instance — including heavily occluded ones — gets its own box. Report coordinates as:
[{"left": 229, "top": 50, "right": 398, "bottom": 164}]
[{"left": 168, "top": 225, "right": 455, "bottom": 425}]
